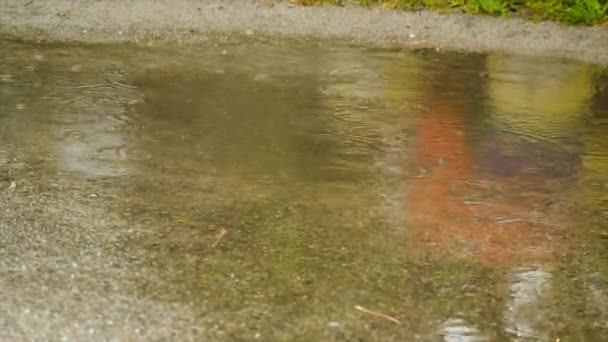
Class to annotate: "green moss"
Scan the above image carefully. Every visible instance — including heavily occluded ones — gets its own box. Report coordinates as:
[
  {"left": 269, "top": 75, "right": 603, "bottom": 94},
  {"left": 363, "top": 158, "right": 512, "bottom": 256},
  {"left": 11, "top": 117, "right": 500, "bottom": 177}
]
[
  {"left": 562, "top": 0, "right": 608, "bottom": 23},
  {"left": 299, "top": 0, "right": 608, "bottom": 25},
  {"left": 465, "top": 0, "right": 511, "bottom": 14}
]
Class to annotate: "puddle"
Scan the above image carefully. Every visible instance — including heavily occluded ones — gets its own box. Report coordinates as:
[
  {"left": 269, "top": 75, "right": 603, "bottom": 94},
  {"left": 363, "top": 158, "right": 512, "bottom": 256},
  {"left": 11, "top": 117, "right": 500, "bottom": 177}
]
[{"left": 0, "top": 40, "right": 607, "bottom": 340}]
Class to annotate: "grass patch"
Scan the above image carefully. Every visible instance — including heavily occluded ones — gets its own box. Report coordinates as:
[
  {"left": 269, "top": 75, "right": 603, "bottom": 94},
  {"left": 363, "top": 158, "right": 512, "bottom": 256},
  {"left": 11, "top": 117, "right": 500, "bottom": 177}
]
[{"left": 294, "top": 0, "right": 608, "bottom": 24}]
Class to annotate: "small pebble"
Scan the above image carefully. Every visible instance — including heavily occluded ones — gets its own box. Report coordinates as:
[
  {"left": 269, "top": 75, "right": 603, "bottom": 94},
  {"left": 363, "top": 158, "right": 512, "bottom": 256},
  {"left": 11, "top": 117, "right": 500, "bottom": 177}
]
[
  {"left": 328, "top": 321, "right": 340, "bottom": 328},
  {"left": 245, "top": 29, "right": 254, "bottom": 36},
  {"left": 409, "top": 33, "right": 416, "bottom": 39},
  {"left": 221, "top": 50, "right": 228, "bottom": 55}
]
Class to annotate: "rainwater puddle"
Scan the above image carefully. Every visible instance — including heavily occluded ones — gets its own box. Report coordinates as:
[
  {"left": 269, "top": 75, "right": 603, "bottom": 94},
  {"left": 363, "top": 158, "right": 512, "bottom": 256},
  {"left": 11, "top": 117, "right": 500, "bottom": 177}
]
[{"left": 0, "top": 39, "right": 607, "bottom": 340}]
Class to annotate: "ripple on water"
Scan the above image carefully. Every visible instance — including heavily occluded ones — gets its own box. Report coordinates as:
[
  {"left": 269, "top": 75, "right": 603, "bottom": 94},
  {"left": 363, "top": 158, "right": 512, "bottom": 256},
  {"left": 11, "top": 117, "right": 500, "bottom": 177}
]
[{"left": 0, "top": 40, "right": 607, "bottom": 340}]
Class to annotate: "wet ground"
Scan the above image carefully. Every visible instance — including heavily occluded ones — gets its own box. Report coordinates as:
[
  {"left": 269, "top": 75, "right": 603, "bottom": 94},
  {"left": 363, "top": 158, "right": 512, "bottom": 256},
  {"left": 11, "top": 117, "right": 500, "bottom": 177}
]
[
  {"left": 3, "top": 0, "right": 608, "bottom": 66},
  {"left": 0, "top": 39, "right": 607, "bottom": 340}
]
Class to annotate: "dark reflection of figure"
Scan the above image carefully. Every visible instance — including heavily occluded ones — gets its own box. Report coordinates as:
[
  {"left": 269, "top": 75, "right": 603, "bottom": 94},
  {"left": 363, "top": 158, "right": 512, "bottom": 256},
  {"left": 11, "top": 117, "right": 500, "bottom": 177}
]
[
  {"left": 399, "top": 53, "right": 500, "bottom": 340},
  {"left": 480, "top": 57, "right": 608, "bottom": 341},
  {"left": 580, "top": 70, "right": 608, "bottom": 213},
  {"left": 591, "top": 71, "right": 608, "bottom": 114},
  {"left": 404, "top": 53, "right": 569, "bottom": 269},
  {"left": 401, "top": 53, "right": 584, "bottom": 340}
]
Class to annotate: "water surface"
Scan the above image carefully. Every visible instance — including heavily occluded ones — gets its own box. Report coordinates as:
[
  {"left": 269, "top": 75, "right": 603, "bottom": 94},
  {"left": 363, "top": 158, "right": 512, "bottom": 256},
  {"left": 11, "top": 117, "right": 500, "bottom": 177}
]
[{"left": 0, "top": 39, "right": 607, "bottom": 340}]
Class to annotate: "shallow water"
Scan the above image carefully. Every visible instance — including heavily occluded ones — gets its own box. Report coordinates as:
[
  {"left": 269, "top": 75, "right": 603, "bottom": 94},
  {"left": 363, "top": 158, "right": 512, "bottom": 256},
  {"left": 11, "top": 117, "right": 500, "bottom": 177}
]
[{"left": 0, "top": 39, "right": 607, "bottom": 340}]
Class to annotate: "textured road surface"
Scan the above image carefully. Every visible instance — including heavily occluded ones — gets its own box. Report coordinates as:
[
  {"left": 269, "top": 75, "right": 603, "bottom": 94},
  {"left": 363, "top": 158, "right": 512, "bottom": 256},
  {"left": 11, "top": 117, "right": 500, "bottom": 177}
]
[{"left": 0, "top": 0, "right": 607, "bottom": 64}]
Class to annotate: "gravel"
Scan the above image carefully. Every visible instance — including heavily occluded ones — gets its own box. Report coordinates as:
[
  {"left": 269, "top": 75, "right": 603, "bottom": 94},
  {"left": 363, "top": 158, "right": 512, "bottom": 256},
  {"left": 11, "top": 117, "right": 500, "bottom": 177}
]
[{"left": 0, "top": 0, "right": 607, "bottom": 65}]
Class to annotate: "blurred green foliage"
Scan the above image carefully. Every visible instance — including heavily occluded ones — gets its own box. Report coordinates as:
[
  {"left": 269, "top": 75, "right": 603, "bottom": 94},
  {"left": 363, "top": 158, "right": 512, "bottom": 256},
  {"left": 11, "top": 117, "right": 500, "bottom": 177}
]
[{"left": 296, "top": 0, "right": 607, "bottom": 25}]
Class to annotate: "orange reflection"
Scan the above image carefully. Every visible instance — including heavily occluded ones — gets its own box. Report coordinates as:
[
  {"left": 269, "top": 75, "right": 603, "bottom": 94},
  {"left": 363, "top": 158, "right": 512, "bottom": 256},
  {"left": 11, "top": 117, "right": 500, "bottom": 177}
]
[{"left": 404, "top": 101, "right": 566, "bottom": 268}]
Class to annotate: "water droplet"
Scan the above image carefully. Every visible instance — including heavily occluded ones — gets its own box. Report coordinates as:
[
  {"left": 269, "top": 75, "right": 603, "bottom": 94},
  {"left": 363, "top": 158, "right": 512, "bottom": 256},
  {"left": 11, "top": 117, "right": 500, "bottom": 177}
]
[{"left": 327, "top": 321, "right": 340, "bottom": 328}]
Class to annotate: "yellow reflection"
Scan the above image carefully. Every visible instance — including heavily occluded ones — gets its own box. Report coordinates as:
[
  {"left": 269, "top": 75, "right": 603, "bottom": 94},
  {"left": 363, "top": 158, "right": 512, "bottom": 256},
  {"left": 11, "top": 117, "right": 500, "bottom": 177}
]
[
  {"left": 486, "top": 54, "right": 594, "bottom": 137},
  {"left": 384, "top": 52, "right": 423, "bottom": 112}
]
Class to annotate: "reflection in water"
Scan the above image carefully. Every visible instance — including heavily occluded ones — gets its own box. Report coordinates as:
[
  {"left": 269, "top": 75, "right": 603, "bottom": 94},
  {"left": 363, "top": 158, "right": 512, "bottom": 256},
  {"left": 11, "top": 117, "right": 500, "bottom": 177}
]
[
  {"left": 0, "top": 48, "right": 140, "bottom": 180},
  {"left": 401, "top": 53, "right": 600, "bottom": 340},
  {"left": 404, "top": 55, "right": 570, "bottom": 269},
  {"left": 439, "top": 317, "right": 486, "bottom": 342},
  {"left": 504, "top": 267, "right": 551, "bottom": 341},
  {"left": 0, "top": 40, "right": 607, "bottom": 340},
  {"left": 50, "top": 69, "right": 139, "bottom": 178},
  {"left": 579, "top": 76, "right": 608, "bottom": 211},
  {"left": 486, "top": 54, "right": 594, "bottom": 141}
]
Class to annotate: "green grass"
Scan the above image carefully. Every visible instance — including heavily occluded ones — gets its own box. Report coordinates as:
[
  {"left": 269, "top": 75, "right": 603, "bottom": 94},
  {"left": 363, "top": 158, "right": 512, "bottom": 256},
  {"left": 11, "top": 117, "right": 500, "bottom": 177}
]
[{"left": 295, "top": 0, "right": 608, "bottom": 25}]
